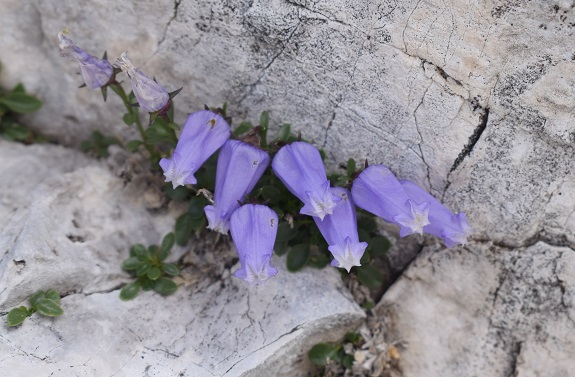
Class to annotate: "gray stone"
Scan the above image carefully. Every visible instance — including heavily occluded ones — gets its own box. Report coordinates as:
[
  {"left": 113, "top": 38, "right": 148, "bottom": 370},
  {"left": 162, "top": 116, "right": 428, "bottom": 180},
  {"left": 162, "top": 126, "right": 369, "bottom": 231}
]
[
  {"left": 378, "top": 242, "right": 575, "bottom": 377},
  {"left": 0, "top": 142, "right": 365, "bottom": 376},
  {"left": 0, "top": 256, "right": 364, "bottom": 377}
]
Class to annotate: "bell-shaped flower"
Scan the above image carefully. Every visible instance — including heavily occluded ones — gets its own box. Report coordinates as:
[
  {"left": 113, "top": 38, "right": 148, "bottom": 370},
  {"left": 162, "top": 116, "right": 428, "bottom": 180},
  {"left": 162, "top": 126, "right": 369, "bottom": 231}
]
[
  {"left": 58, "top": 29, "right": 113, "bottom": 89},
  {"left": 160, "top": 110, "right": 230, "bottom": 189},
  {"left": 314, "top": 187, "right": 368, "bottom": 272},
  {"left": 400, "top": 180, "right": 471, "bottom": 247},
  {"left": 204, "top": 140, "right": 270, "bottom": 234},
  {"left": 115, "top": 52, "right": 169, "bottom": 113},
  {"left": 351, "top": 165, "right": 430, "bottom": 237},
  {"left": 271, "top": 142, "right": 340, "bottom": 220},
  {"left": 230, "top": 204, "right": 279, "bottom": 285}
]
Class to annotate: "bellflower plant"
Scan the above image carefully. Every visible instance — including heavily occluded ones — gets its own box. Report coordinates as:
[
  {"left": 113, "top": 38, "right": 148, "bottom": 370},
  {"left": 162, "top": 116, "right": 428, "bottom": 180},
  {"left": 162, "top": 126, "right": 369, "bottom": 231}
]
[
  {"left": 272, "top": 142, "right": 340, "bottom": 220},
  {"left": 230, "top": 204, "right": 279, "bottom": 285},
  {"left": 115, "top": 52, "right": 169, "bottom": 113},
  {"left": 204, "top": 140, "right": 270, "bottom": 234},
  {"left": 400, "top": 180, "right": 471, "bottom": 247},
  {"left": 314, "top": 187, "right": 368, "bottom": 272},
  {"left": 160, "top": 110, "right": 231, "bottom": 188},
  {"left": 351, "top": 165, "right": 430, "bottom": 237},
  {"left": 58, "top": 29, "right": 113, "bottom": 89}
]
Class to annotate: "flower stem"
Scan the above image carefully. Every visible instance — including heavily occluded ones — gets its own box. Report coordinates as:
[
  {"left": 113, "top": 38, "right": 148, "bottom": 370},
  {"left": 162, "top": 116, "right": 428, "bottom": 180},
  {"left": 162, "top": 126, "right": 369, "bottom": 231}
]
[{"left": 109, "top": 83, "right": 159, "bottom": 162}]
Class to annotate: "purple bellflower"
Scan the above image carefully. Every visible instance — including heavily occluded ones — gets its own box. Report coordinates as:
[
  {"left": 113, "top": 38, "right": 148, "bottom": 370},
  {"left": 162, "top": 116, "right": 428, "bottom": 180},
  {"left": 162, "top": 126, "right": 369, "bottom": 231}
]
[
  {"left": 204, "top": 140, "right": 270, "bottom": 234},
  {"left": 160, "top": 110, "right": 230, "bottom": 189},
  {"left": 58, "top": 29, "right": 113, "bottom": 89},
  {"left": 230, "top": 204, "right": 279, "bottom": 285},
  {"left": 351, "top": 165, "right": 430, "bottom": 237},
  {"left": 115, "top": 52, "right": 169, "bottom": 113},
  {"left": 271, "top": 142, "right": 340, "bottom": 220},
  {"left": 400, "top": 180, "right": 471, "bottom": 247},
  {"left": 314, "top": 187, "right": 368, "bottom": 272}
]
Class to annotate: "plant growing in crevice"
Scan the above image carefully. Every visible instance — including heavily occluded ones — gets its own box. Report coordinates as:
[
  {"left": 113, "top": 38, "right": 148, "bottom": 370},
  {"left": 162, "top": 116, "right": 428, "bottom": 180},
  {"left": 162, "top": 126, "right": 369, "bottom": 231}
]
[
  {"left": 0, "top": 63, "right": 44, "bottom": 144},
  {"left": 308, "top": 332, "right": 363, "bottom": 375},
  {"left": 119, "top": 233, "right": 180, "bottom": 300},
  {"left": 6, "top": 290, "right": 64, "bottom": 327}
]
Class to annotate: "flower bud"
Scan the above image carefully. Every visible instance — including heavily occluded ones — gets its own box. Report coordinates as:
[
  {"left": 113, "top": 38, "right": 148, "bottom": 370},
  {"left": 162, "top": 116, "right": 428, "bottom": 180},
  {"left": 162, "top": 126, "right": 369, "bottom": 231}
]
[
  {"left": 272, "top": 142, "right": 340, "bottom": 220},
  {"left": 159, "top": 110, "right": 230, "bottom": 189},
  {"left": 230, "top": 204, "right": 279, "bottom": 285},
  {"left": 351, "top": 165, "right": 430, "bottom": 237},
  {"left": 314, "top": 187, "right": 368, "bottom": 272},
  {"left": 58, "top": 29, "right": 113, "bottom": 89},
  {"left": 400, "top": 180, "right": 471, "bottom": 247},
  {"left": 115, "top": 52, "right": 169, "bottom": 113},
  {"left": 204, "top": 140, "right": 270, "bottom": 234}
]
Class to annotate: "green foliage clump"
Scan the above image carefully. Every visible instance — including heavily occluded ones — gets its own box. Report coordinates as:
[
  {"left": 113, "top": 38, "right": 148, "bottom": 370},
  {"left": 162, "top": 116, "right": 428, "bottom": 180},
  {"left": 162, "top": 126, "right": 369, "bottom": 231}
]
[
  {"left": 119, "top": 232, "right": 180, "bottom": 300},
  {"left": 308, "top": 332, "right": 363, "bottom": 374},
  {"left": 6, "top": 290, "right": 64, "bottom": 327},
  {"left": 0, "top": 64, "right": 44, "bottom": 143}
]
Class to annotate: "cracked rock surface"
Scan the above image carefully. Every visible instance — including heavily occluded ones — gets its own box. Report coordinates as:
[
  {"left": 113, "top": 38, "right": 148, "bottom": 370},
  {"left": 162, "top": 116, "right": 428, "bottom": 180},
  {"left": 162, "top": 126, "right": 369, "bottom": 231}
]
[
  {"left": 2, "top": 0, "right": 575, "bottom": 375},
  {"left": 379, "top": 242, "right": 575, "bottom": 377},
  {"left": 0, "top": 142, "right": 365, "bottom": 376}
]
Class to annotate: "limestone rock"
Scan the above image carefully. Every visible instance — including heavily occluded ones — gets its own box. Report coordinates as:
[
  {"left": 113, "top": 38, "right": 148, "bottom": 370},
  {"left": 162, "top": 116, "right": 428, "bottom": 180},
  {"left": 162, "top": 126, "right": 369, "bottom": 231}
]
[
  {"left": 379, "top": 242, "right": 575, "bottom": 377},
  {"left": 0, "top": 140, "right": 90, "bottom": 229},
  {"left": 0, "top": 141, "right": 365, "bottom": 376},
  {"left": 0, "top": 257, "right": 364, "bottom": 377}
]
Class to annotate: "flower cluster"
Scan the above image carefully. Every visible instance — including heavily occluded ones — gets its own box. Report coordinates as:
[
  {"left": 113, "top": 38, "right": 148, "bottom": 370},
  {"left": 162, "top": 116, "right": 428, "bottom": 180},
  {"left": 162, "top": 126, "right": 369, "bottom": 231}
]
[
  {"left": 58, "top": 29, "right": 172, "bottom": 114},
  {"left": 59, "top": 30, "right": 471, "bottom": 288},
  {"left": 351, "top": 165, "right": 471, "bottom": 247}
]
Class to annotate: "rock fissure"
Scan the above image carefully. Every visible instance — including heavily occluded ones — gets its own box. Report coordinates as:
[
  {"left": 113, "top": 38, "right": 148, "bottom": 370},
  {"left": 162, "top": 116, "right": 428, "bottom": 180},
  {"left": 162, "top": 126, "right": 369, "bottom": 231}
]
[{"left": 449, "top": 107, "right": 489, "bottom": 173}]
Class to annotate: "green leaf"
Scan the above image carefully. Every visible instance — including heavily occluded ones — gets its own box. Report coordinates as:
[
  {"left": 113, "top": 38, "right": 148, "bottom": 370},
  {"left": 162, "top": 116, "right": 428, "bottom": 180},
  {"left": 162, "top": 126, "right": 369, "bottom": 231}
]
[
  {"left": 260, "top": 186, "right": 281, "bottom": 203},
  {"left": 140, "top": 278, "right": 155, "bottom": 291},
  {"left": 35, "top": 299, "right": 64, "bottom": 317},
  {"left": 361, "top": 300, "right": 375, "bottom": 310},
  {"left": 233, "top": 122, "right": 252, "bottom": 136},
  {"left": 346, "top": 158, "right": 356, "bottom": 178},
  {"left": 360, "top": 249, "right": 371, "bottom": 264},
  {"left": 2, "top": 124, "right": 31, "bottom": 142},
  {"left": 0, "top": 92, "right": 42, "bottom": 113},
  {"left": 367, "top": 236, "right": 391, "bottom": 256},
  {"left": 274, "top": 241, "right": 288, "bottom": 256},
  {"left": 259, "top": 111, "right": 269, "bottom": 131},
  {"left": 11, "top": 83, "right": 25, "bottom": 93},
  {"left": 160, "top": 232, "right": 175, "bottom": 258},
  {"left": 188, "top": 197, "right": 208, "bottom": 219},
  {"left": 130, "top": 244, "right": 149, "bottom": 259},
  {"left": 45, "top": 290, "right": 61, "bottom": 304},
  {"left": 126, "top": 140, "right": 143, "bottom": 152},
  {"left": 308, "top": 343, "right": 339, "bottom": 366},
  {"left": 342, "top": 354, "right": 355, "bottom": 369},
  {"left": 7, "top": 307, "right": 28, "bottom": 327},
  {"left": 167, "top": 122, "right": 180, "bottom": 131},
  {"left": 307, "top": 252, "right": 331, "bottom": 269},
  {"left": 277, "top": 123, "right": 291, "bottom": 141},
  {"left": 356, "top": 264, "right": 384, "bottom": 289},
  {"left": 175, "top": 213, "right": 194, "bottom": 246},
  {"left": 286, "top": 243, "right": 310, "bottom": 272},
  {"left": 144, "top": 117, "right": 177, "bottom": 146},
  {"left": 122, "top": 113, "right": 135, "bottom": 126},
  {"left": 162, "top": 263, "right": 180, "bottom": 276},
  {"left": 147, "top": 267, "right": 162, "bottom": 280},
  {"left": 276, "top": 222, "right": 298, "bottom": 243},
  {"left": 121, "top": 256, "right": 141, "bottom": 271},
  {"left": 344, "top": 332, "right": 362, "bottom": 344},
  {"left": 120, "top": 282, "right": 141, "bottom": 301},
  {"left": 165, "top": 185, "right": 191, "bottom": 201},
  {"left": 135, "top": 261, "right": 151, "bottom": 277},
  {"left": 357, "top": 214, "right": 378, "bottom": 233},
  {"left": 28, "top": 291, "right": 46, "bottom": 307},
  {"left": 153, "top": 277, "right": 178, "bottom": 295}
]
